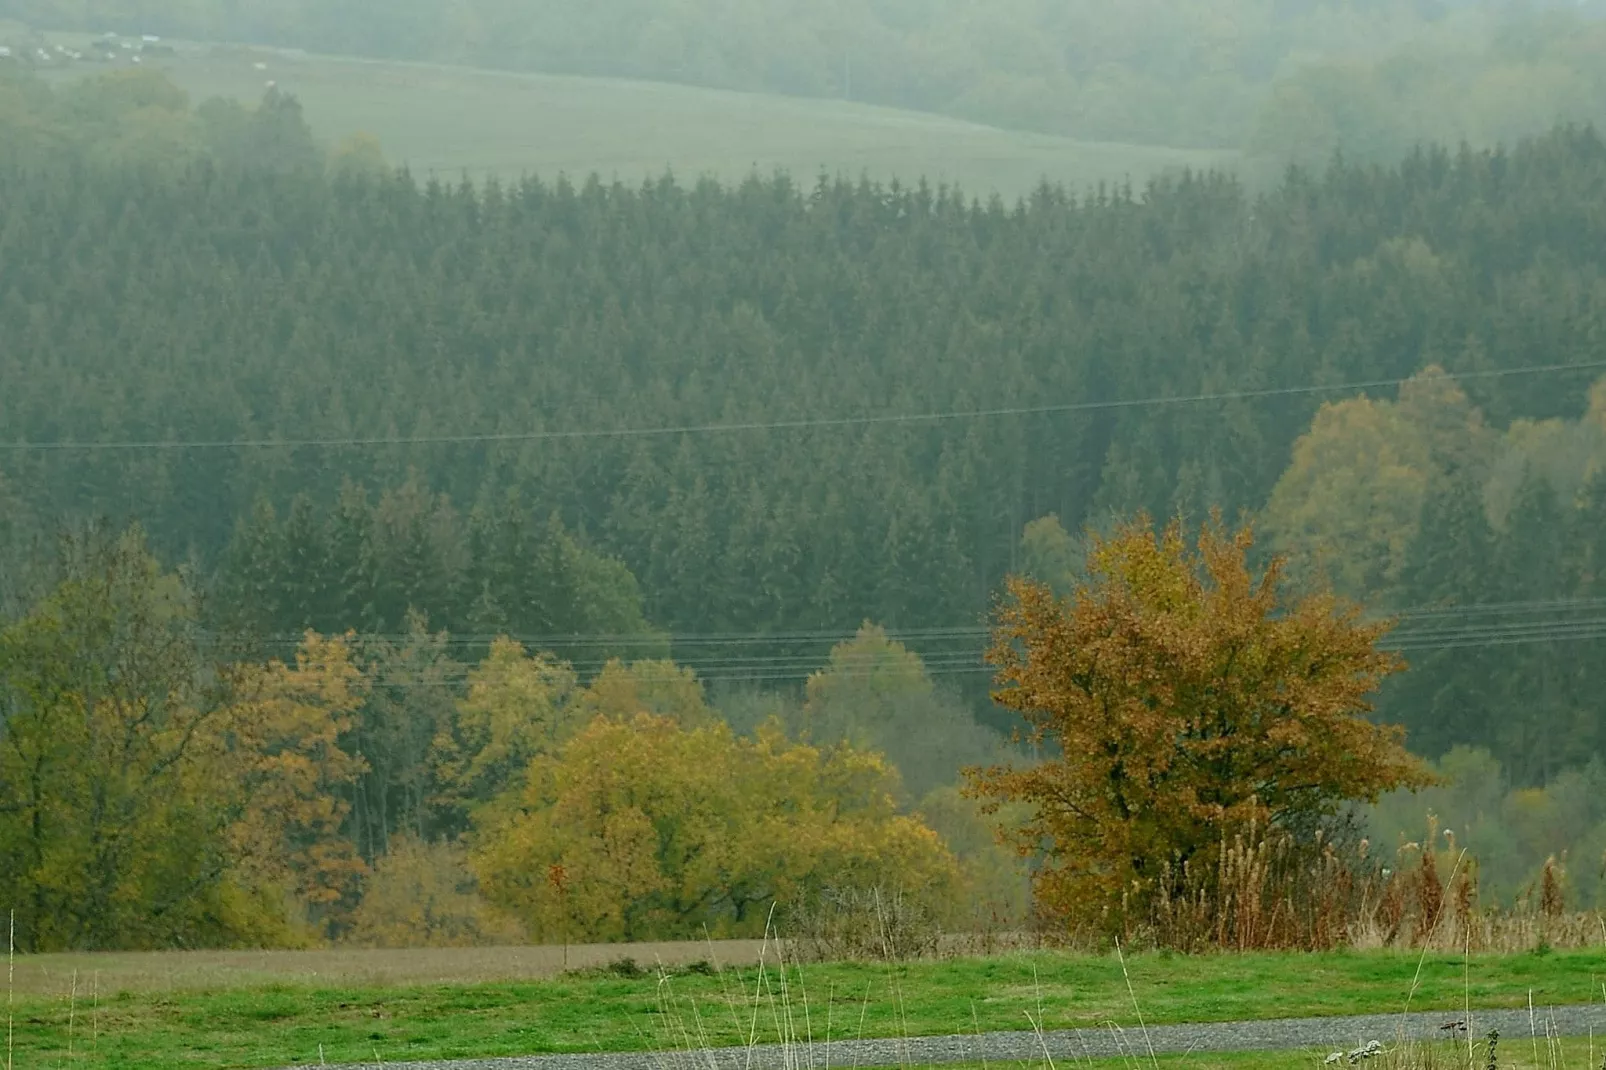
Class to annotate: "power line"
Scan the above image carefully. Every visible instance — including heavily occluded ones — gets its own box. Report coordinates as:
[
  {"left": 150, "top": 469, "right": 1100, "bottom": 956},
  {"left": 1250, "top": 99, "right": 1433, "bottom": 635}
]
[
  {"left": 6, "top": 359, "right": 1604, "bottom": 453},
  {"left": 264, "top": 602, "right": 1606, "bottom": 691},
  {"left": 238, "top": 596, "right": 1606, "bottom": 651},
  {"left": 303, "top": 617, "right": 1606, "bottom": 690},
  {"left": 1389, "top": 596, "right": 1606, "bottom": 620},
  {"left": 248, "top": 625, "right": 991, "bottom": 646}
]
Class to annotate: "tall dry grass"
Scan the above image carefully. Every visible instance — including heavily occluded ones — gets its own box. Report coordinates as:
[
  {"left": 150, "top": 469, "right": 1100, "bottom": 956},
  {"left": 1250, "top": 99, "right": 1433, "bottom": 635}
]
[
  {"left": 1104, "top": 822, "right": 1606, "bottom": 955},
  {"left": 785, "top": 824, "right": 1604, "bottom": 958}
]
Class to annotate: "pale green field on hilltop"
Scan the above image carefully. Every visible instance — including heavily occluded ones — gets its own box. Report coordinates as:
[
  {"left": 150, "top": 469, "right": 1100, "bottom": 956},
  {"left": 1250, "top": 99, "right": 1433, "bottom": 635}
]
[{"left": 39, "top": 34, "right": 1233, "bottom": 199}]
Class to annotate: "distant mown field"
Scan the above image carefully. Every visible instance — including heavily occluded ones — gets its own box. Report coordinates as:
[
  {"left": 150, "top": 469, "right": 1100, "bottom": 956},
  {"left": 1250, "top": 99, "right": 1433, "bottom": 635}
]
[
  {"left": 10, "top": 939, "right": 770, "bottom": 997},
  {"left": 37, "top": 35, "right": 1232, "bottom": 198}
]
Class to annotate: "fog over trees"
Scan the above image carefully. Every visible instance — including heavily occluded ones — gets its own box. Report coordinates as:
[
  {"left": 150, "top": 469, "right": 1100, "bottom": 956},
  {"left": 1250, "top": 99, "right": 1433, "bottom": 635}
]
[{"left": 4, "top": 1, "right": 1606, "bottom": 947}]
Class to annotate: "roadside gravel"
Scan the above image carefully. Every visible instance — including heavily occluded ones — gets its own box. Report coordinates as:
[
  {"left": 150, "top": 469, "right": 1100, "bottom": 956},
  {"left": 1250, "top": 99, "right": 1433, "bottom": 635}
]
[{"left": 287, "top": 1002, "right": 1605, "bottom": 1070}]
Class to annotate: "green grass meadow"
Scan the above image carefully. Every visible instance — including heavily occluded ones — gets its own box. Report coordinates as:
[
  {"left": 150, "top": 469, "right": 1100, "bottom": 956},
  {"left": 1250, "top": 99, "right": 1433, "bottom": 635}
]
[
  {"left": 10, "top": 947, "right": 1605, "bottom": 1069},
  {"left": 38, "top": 36, "right": 1231, "bottom": 199}
]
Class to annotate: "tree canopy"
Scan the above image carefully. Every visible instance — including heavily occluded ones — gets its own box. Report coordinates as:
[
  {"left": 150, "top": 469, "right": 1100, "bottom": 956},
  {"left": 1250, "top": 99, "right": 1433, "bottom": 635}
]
[
  {"left": 474, "top": 713, "right": 960, "bottom": 941},
  {"left": 6, "top": 74, "right": 1606, "bottom": 782},
  {"left": 11, "top": 70, "right": 1606, "bottom": 942},
  {"left": 969, "top": 516, "right": 1431, "bottom": 934}
]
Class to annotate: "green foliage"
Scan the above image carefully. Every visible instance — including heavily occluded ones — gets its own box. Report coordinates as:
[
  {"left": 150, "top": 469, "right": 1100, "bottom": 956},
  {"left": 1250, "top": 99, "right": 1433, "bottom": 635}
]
[
  {"left": 7, "top": 101, "right": 1606, "bottom": 790},
  {"left": 1018, "top": 515, "right": 1083, "bottom": 598},
  {"left": 916, "top": 784, "right": 1032, "bottom": 926},
  {"left": 11, "top": 119, "right": 1606, "bottom": 694},
  {"left": 472, "top": 713, "right": 961, "bottom": 941},
  {"left": 1273, "top": 371, "right": 1606, "bottom": 786},
  {"left": 1249, "top": 10, "right": 1606, "bottom": 168},
  {"left": 800, "top": 624, "right": 1007, "bottom": 800},
  {"left": 1369, "top": 747, "right": 1606, "bottom": 908},
  {"left": 0, "top": 528, "right": 271, "bottom": 950},
  {"left": 348, "top": 618, "right": 460, "bottom": 859},
  {"left": 220, "top": 479, "right": 662, "bottom": 665},
  {"left": 14, "top": 74, "right": 1606, "bottom": 942},
  {"left": 0, "top": 65, "right": 328, "bottom": 170},
  {"left": 1262, "top": 368, "right": 1493, "bottom": 600},
  {"left": 429, "top": 637, "right": 581, "bottom": 837}
]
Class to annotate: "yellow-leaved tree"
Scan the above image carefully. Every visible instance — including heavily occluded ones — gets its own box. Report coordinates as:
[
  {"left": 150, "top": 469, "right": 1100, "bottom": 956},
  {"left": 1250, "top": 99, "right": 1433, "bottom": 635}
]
[
  {"left": 577, "top": 657, "right": 711, "bottom": 726},
  {"left": 474, "top": 714, "right": 960, "bottom": 941},
  {"left": 0, "top": 528, "right": 264, "bottom": 950},
  {"left": 227, "top": 632, "right": 370, "bottom": 941},
  {"left": 429, "top": 637, "right": 580, "bottom": 835},
  {"left": 966, "top": 514, "right": 1432, "bottom": 936},
  {"left": 1262, "top": 368, "right": 1491, "bottom": 600},
  {"left": 346, "top": 836, "right": 525, "bottom": 948}
]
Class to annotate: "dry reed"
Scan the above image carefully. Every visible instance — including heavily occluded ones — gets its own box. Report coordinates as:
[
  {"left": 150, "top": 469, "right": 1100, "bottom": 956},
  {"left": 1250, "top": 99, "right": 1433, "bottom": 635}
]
[{"left": 1090, "top": 823, "right": 1606, "bottom": 955}]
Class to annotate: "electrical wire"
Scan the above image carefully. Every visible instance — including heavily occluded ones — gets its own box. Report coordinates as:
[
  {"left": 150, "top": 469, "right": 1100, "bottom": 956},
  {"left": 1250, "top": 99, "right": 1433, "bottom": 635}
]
[
  {"left": 254, "top": 600, "right": 1606, "bottom": 691},
  {"left": 232, "top": 596, "right": 1606, "bottom": 651},
  {"left": 5, "top": 358, "right": 1604, "bottom": 453}
]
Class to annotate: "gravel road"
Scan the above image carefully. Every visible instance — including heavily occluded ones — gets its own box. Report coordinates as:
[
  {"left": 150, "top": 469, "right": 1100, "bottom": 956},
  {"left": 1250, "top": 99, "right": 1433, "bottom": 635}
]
[{"left": 288, "top": 1003, "right": 1605, "bottom": 1070}]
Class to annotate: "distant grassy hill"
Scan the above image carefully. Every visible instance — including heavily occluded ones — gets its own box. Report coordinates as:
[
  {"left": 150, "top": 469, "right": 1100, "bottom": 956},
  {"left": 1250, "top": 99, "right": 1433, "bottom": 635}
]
[{"left": 38, "top": 35, "right": 1232, "bottom": 199}]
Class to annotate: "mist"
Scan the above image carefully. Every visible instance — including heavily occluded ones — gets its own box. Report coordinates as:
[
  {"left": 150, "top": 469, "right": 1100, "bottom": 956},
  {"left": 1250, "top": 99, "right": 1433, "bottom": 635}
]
[{"left": 4, "top": 0, "right": 1606, "bottom": 968}]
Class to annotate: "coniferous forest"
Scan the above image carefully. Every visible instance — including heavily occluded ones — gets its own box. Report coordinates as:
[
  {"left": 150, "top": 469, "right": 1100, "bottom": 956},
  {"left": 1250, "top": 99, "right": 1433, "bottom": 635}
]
[{"left": 9, "top": 67, "right": 1606, "bottom": 946}]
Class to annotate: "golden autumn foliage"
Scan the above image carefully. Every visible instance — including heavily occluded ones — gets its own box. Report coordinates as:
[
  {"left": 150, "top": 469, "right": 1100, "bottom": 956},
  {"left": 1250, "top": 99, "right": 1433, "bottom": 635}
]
[
  {"left": 1262, "top": 368, "right": 1492, "bottom": 598},
  {"left": 473, "top": 713, "right": 961, "bottom": 941},
  {"left": 346, "top": 836, "right": 525, "bottom": 948},
  {"left": 226, "top": 632, "right": 370, "bottom": 939},
  {"left": 430, "top": 637, "right": 581, "bottom": 831},
  {"left": 0, "top": 530, "right": 248, "bottom": 950},
  {"left": 577, "top": 657, "right": 713, "bottom": 726},
  {"left": 967, "top": 514, "right": 1433, "bottom": 935}
]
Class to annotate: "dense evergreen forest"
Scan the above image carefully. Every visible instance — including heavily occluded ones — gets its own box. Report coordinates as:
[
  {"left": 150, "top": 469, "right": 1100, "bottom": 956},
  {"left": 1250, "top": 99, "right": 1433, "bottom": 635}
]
[
  {"left": 8, "top": 69, "right": 1606, "bottom": 940},
  {"left": 5, "top": 0, "right": 1605, "bottom": 152}
]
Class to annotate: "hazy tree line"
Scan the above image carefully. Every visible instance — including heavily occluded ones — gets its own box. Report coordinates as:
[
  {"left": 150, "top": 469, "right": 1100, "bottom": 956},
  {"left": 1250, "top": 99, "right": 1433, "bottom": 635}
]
[
  {"left": 0, "top": 62, "right": 383, "bottom": 173},
  {"left": 8, "top": 72, "right": 1606, "bottom": 940},
  {"left": 0, "top": 529, "right": 1016, "bottom": 950},
  {"left": 1250, "top": 9, "right": 1606, "bottom": 168},
  {"left": 5, "top": 70, "right": 1606, "bottom": 762},
  {"left": 5, "top": 0, "right": 1604, "bottom": 152}
]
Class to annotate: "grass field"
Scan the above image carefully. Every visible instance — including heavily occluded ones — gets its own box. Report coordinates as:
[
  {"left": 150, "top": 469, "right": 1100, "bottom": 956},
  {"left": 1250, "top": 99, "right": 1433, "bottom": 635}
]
[
  {"left": 37, "top": 35, "right": 1232, "bottom": 200},
  {"left": 9, "top": 946, "right": 1604, "bottom": 1068}
]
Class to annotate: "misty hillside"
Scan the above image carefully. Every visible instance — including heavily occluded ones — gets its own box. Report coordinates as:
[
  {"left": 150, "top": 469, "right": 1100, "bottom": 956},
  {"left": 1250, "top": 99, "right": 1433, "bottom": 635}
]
[
  {"left": 5, "top": 0, "right": 1604, "bottom": 151},
  {"left": 11, "top": 0, "right": 1606, "bottom": 965},
  {"left": 5, "top": 70, "right": 1606, "bottom": 788}
]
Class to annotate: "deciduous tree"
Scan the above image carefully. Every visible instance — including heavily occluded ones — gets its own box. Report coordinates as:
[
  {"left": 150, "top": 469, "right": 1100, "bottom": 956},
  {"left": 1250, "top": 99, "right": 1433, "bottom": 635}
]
[
  {"left": 475, "top": 713, "right": 960, "bottom": 941},
  {"left": 0, "top": 529, "right": 253, "bottom": 950},
  {"left": 967, "top": 514, "right": 1432, "bottom": 934},
  {"left": 802, "top": 624, "right": 1003, "bottom": 800},
  {"left": 226, "top": 632, "right": 370, "bottom": 940},
  {"left": 429, "top": 637, "right": 580, "bottom": 836}
]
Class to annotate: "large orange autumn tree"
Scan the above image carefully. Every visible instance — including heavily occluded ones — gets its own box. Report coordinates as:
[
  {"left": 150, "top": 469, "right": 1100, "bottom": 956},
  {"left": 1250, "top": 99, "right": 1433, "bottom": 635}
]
[{"left": 966, "top": 514, "right": 1432, "bottom": 934}]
